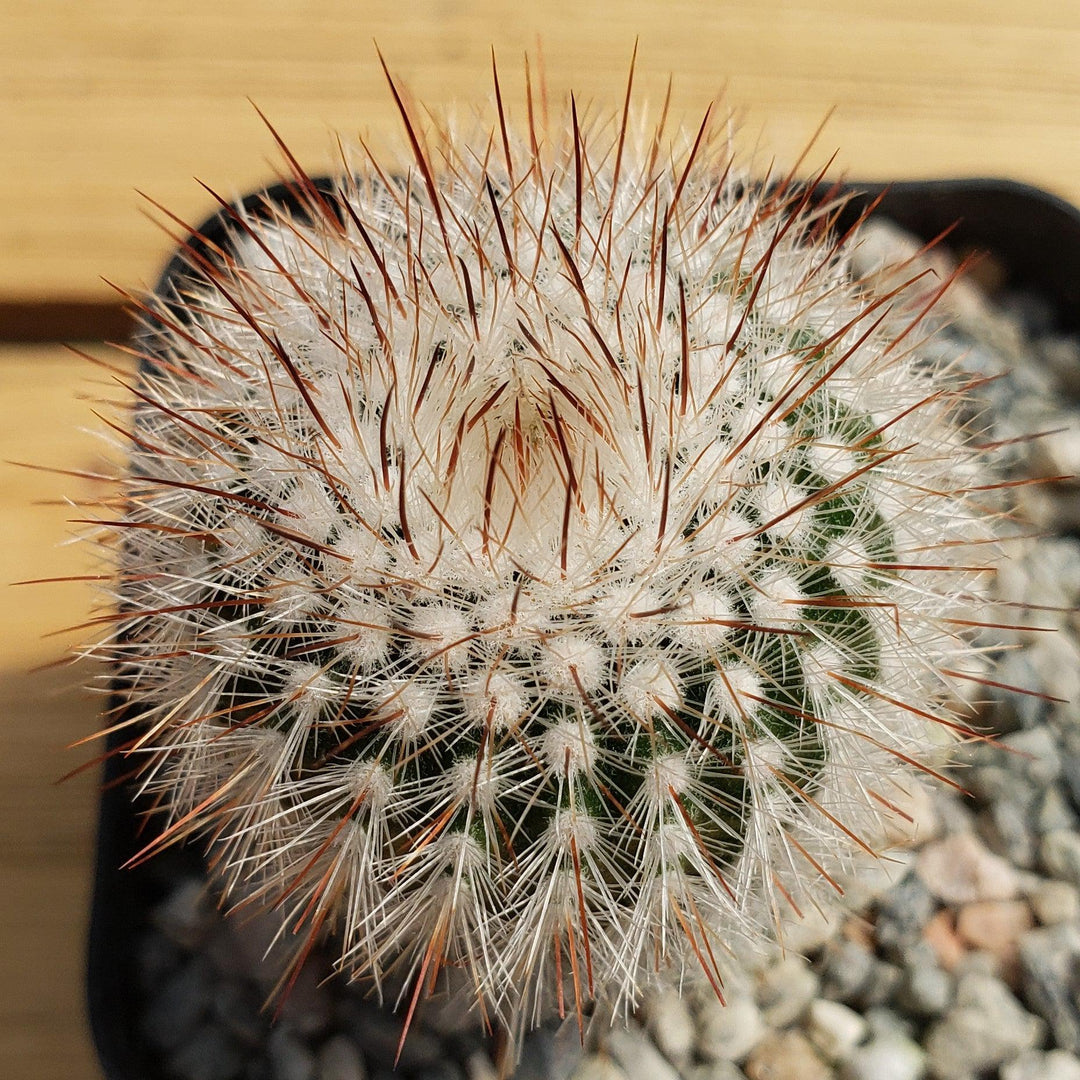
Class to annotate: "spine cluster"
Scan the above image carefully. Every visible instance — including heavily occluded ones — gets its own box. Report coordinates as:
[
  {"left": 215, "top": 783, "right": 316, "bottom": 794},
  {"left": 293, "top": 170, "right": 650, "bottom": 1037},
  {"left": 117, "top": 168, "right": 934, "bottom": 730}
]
[{"left": 94, "top": 77, "right": 999, "bottom": 1038}]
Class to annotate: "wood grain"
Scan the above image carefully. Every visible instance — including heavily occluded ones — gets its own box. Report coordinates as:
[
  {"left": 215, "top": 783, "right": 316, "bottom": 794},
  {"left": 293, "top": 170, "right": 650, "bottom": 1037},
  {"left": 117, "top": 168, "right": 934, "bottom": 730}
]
[{"left": 3, "top": 0, "right": 1080, "bottom": 304}]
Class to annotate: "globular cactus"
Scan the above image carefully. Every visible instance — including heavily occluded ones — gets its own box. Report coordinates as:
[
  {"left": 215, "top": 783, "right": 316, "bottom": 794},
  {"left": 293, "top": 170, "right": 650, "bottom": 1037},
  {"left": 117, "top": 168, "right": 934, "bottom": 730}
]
[{"left": 92, "top": 72, "right": 1000, "bottom": 1040}]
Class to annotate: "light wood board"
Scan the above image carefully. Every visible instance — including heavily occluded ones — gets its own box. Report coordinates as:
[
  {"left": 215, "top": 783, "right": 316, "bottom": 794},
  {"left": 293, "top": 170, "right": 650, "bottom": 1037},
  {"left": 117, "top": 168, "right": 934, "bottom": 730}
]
[{"left": 3, "top": 0, "right": 1080, "bottom": 302}]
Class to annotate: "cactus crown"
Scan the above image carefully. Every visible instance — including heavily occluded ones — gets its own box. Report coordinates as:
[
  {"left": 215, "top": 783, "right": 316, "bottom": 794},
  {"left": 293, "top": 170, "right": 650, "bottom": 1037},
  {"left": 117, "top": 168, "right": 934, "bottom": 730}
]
[{"left": 99, "top": 78, "right": 996, "bottom": 1037}]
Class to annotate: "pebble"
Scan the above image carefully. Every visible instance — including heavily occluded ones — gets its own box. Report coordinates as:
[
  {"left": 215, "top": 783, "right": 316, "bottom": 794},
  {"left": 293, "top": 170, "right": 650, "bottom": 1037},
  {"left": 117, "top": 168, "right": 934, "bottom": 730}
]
[
  {"left": 805, "top": 999, "right": 868, "bottom": 1063},
  {"left": 267, "top": 1027, "right": 316, "bottom": 1080},
  {"left": 895, "top": 942, "right": 953, "bottom": 1018},
  {"left": 744, "top": 1030, "right": 832, "bottom": 1080},
  {"left": 1001, "top": 1049, "right": 1080, "bottom": 1080},
  {"left": 151, "top": 877, "right": 214, "bottom": 949},
  {"left": 566, "top": 1056, "right": 631, "bottom": 1080},
  {"left": 167, "top": 1022, "right": 248, "bottom": 1080},
  {"left": 1041, "top": 829, "right": 1080, "bottom": 887},
  {"left": 993, "top": 652, "right": 1052, "bottom": 730},
  {"left": 916, "top": 833, "right": 1020, "bottom": 904},
  {"left": 921, "top": 910, "right": 967, "bottom": 972},
  {"left": 923, "top": 971, "right": 1045, "bottom": 1080},
  {"left": 881, "top": 781, "right": 941, "bottom": 847},
  {"left": 513, "top": 1019, "right": 585, "bottom": 1080},
  {"left": 1002, "top": 726, "right": 1064, "bottom": 785},
  {"left": 1063, "top": 736, "right": 1080, "bottom": 808},
  {"left": 955, "top": 900, "right": 1034, "bottom": 976},
  {"left": 466, "top": 1052, "right": 499, "bottom": 1080},
  {"left": 1038, "top": 787, "right": 1079, "bottom": 834},
  {"left": 780, "top": 904, "right": 840, "bottom": 954},
  {"left": 682, "top": 1064, "right": 748, "bottom": 1080},
  {"left": 817, "top": 939, "right": 876, "bottom": 1005},
  {"left": 838, "top": 1031, "right": 926, "bottom": 1080},
  {"left": 642, "top": 984, "right": 695, "bottom": 1067},
  {"left": 755, "top": 956, "right": 820, "bottom": 1028},
  {"left": 977, "top": 797, "right": 1038, "bottom": 870},
  {"left": 1029, "top": 878, "right": 1080, "bottom": 925},
  {"left": 337, "top": 1003, "right": 444, "bottom": 1074},
  {"left": 418, "top": 1063, "right": 466, "bottom": 1080},
  {"left": 863, "top": 1008, "right": 915, "bottom": 1042},
  {"left": 212, "top": 979, "right": 266, "bottom": 1046},
  {"left": 277, "top": 962, "right": 333, "bottom": 1039},
  {"left": 874, "top": 874, "right": 936, "bottom": 960},
  {"left": 605, "top": 1025, "right": 681, "bottom": 1080},
  {"left": 695, "top": 992, "right": 767, "bottom": 1064},
  {"left": 1017, "top": 923, "right": 1080, "bottom": 1053},
  {"left": 140, "top": 956, "right": 213, "bottom": 1052},
  {"left": 857, "top": 959, "right": 903, "bottom": 1009},
  {"left": 840, "top": 851, "right": 917, "bottom": 913},
  {"left": 136, "top": 928, "right": 183, "bottom": 991},
  {"left": 316, "top": 1035, "right": 367, "bottom": 1080}
]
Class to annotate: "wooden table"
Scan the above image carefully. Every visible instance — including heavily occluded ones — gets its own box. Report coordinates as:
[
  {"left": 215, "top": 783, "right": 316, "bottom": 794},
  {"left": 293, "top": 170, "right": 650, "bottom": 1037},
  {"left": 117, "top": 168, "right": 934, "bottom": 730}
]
[{"left": 3, "top": 3, "right": 1079, "bottom": 1077}]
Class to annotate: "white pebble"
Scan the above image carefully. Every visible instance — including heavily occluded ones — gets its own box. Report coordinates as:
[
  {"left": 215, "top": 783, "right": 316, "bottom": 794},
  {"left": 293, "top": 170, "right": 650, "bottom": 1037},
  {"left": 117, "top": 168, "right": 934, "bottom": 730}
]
[
  {"left": 605, "top": 1025, "right": 681, "bottom": 1080},
  {"left": 1002, "top": 1049, "right": 1080, "bottom": 1080},
  {"left": 568, "top": 1055, "right": 632, "bottom": 1080},
  {"left": 642, "top": 984, "right": 695, "bottom": 1067},
  {"left": 316, "top": 1035, "right": 366, "bottom": 1080},
  {"left": 755, "top": 955, "right": 819, "bottom": 1027},
  {"left": 695, "top": 992, "right": 767, "bottom": 1064},
  {"left": 806, "top": 998, "right": 868, "bottom": 1063},
  {"left": 916, "top": 833, "right": 1020, "bottom": 904},
  {"left": 840, "top": 1031, "right": 926, "bottom": 1080}
]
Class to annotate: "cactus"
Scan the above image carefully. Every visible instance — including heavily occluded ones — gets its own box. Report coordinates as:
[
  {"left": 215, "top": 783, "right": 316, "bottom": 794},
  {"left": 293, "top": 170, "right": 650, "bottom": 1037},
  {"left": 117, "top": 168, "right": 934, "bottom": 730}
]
[{"left": 92, "top": 74, "right": 1000, "bottom": 1041}]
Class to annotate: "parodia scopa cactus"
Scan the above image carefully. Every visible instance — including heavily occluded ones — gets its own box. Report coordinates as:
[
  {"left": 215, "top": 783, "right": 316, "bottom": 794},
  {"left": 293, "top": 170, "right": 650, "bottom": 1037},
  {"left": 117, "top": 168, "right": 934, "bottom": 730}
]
[{"left": 88, "top": 69, "right": 1004, "bottom": 1042}]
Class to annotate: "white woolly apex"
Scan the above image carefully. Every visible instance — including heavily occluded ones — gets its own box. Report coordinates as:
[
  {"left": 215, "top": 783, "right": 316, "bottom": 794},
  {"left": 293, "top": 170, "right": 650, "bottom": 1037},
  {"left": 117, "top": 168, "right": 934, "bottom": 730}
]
[
  {"left": 348, "top": 759, "right": 393, "bottom": 806},
  {"left": 643, "top": 751, "right": 694, "bottom": 806},
  {"left": 619, "top": 659, "right": 682, "bottom": 719},
  {"left": 591, "top": 583, "right": 665, "bottom": 643},
  {"left": 384, "top": 681, "right": 439, "bottom": 743},
  {"left": 540, "top": 717, "right": 597, "bottom": 777},
  {"left": 539, "top": 633, "right": 606, "bottom": 693},
  {"left": 706, "top": 665, "right": 764, "bottom": 723},
  {"left": 547, "top": 806, "right": 599, "bottom": 852},
  {"left": 667, "top": 588, "right": 736, "bottom": 650},
  {"left": 446, "top": 755, "right": 503, "bottom": 811},
  {"left": 408, "top": 604, "right": 473, "bottom": 673},
  {"left": 757, "top": 477, "right": 813, "bottom": 546},
  {"left": 752, "top": 572, "right": 806, "bottom": 625},
  {"left": 462, "top": 670, "right": 526, "bottom": 732},
  {"left": 282, "top": 662, "right": 340, "bottom": 722},
  {"left": 334, "top": 596, "right": 392, "bottom": 669}
]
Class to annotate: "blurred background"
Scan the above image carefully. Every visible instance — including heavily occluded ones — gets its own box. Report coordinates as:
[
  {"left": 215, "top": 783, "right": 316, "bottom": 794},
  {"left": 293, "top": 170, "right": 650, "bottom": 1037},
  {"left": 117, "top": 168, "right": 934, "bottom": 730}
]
[{"left": 2, "top": 2, "right": 1078, "bottom": 1077}]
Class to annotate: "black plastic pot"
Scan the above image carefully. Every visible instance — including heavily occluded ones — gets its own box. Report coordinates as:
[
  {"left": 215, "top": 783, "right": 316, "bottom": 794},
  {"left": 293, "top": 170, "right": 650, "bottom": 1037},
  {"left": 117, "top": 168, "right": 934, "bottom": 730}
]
[{"left": 86, "top": 177, "right": 1080, "bottom": 1080}]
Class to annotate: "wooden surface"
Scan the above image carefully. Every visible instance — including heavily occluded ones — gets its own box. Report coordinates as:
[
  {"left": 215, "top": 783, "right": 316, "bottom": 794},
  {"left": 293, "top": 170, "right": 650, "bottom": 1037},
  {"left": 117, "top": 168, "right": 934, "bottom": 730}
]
[
  {"left": 3, "top": 3, "right": 1080, "bottom": 1077},
  {"left": 5, "top": 0, "right": 1080, "bottom": 304}
]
